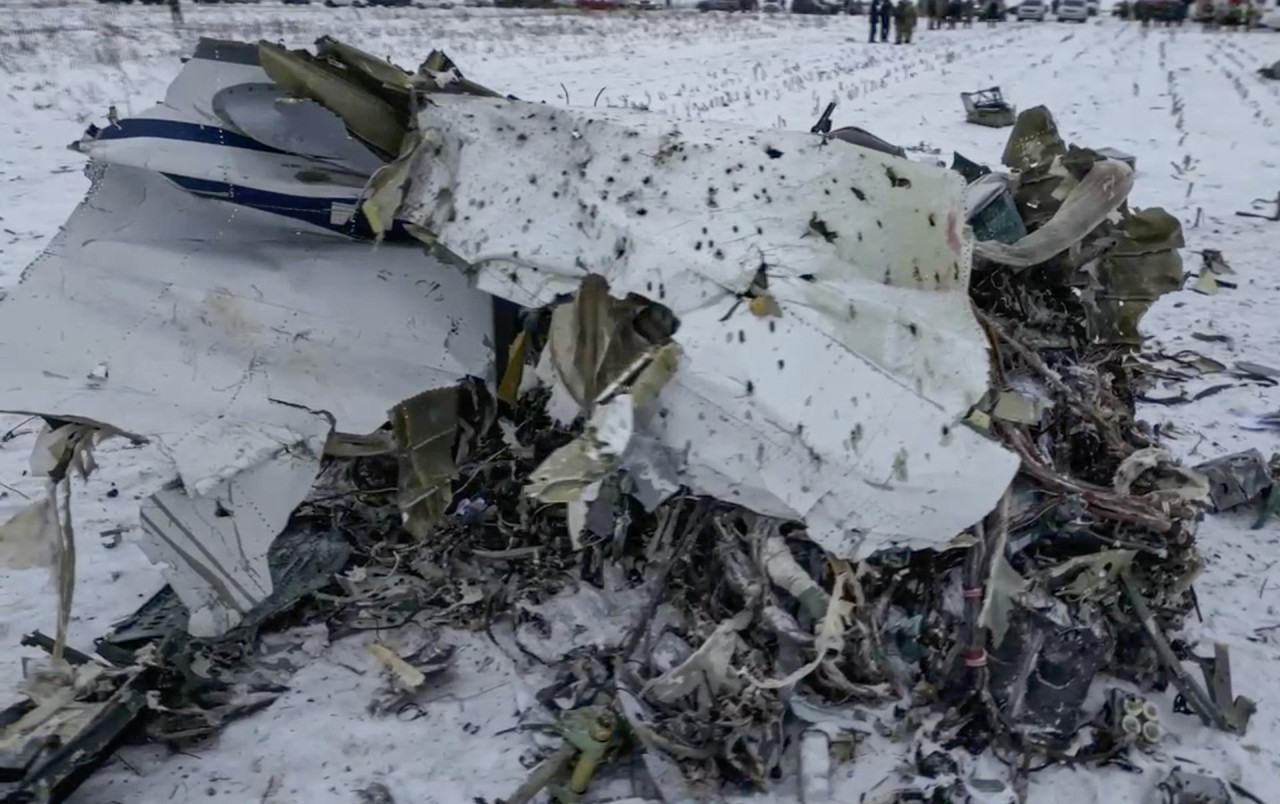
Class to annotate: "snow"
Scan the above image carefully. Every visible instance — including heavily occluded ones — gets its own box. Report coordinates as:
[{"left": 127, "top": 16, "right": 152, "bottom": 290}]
[{"left": 2, "top": 4, "right": 1280, "bottom": 802}]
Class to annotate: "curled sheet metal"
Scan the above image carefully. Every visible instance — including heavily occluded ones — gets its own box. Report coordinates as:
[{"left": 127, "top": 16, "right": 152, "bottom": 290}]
[
  {"left": 973, "top": 159, "right": 1135, "bottom": 268},
  {"left": 394, "top": 94, "right": 1018, "bottom": 556}
]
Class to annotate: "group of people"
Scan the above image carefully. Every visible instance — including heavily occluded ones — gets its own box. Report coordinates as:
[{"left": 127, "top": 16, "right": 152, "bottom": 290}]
[
  {"left": 868, "top": 0, "right": 994, "bottom": 43},
  {"left": 867, "top": 0, "right": 917, "bottom": 42}
]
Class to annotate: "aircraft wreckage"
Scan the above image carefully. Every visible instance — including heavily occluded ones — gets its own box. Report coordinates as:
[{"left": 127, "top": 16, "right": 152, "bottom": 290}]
[{"left": 0, "top": 36, "right": 1262, "bottom": 804}]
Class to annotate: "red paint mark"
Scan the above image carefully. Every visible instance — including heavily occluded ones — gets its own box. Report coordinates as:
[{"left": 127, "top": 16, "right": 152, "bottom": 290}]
[{"left": 945, "top": 210, "right": 961, "bottom": 254}]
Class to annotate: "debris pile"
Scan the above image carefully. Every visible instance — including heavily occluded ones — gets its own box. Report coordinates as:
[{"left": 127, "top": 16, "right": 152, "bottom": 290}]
[{"left": 0, "top": 38, "right": 1260, "bottom": 804}]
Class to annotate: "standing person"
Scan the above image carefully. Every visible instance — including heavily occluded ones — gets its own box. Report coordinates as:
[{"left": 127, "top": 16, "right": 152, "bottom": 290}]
[
  {"left": 947, "top": 0, "right": 960, "bottom": 26},
  {"left": 869, "top": 0, "right": 882, "bottom": 41},
  {"left": 986, "top": 0, "right": 999, "bottom": 25},
  {"left": 895, "top": 0, "right": 917, "bottom": 42},
  {"left": 168, "top": 0, "right": 183, "bottom": 25},
  {"left": 963, "top": 0, "right": 975, "bottom": 25},
  {"left": 879, "top": 0, "right": 892, "bottom": 40}
]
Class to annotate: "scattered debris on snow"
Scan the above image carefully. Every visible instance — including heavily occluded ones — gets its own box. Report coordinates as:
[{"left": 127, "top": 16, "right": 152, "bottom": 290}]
[
  {"left": 1235, "top": 189, "right": 1280, "bottom": 222},
  {"left": 0, "top": 34, "right": 1267, "bottom": 804},
  {"left": 961, "top": 86, "right": 1016, "bottom": 128},
  {"left": 1195, "top": 449, "right": 1272, "bottom": 513}
]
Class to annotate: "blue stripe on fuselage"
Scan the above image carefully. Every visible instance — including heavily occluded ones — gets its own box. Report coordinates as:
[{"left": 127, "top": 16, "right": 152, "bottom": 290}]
[
  {"left": 160, "top": 173, "right": 409, "bottom": 241},
  {"left": 162, "top": 172, "right": 352, "bottom": 230},
  {"left": 96, "top": 119, "right": 289, "bottom": 156}
]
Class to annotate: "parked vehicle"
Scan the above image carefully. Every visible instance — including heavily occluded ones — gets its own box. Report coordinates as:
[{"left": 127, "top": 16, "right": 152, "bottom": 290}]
[
  {"left": 1085, "top": 0, "right": 1098, "bottom": 13},
  {"left": 792, "top": 0, "right": 840, "bottom": 12},
  {"left": 1137, "top": 0, "right": 1186, "bottom": 21},
  {"left": 762, "top": 0, "right": 785, "bottom": 10},
  {"left": 1057, "top": 0, "right": 1089, "bottom": 19},
  {"left": 697, "top": 0, "right": 757, "bottom": 10},
  {"left": 1260, "top": 6, "right": 1280, "bottom": 27},
  {"left": 1016, "top": 0, "right": 1047, "bottom": 18},
  {"left": 845, "top": 0, "right": 866, "bottom": 12},
  {"left": 282, "top": 0, "right": 312, "bottom": 5}
]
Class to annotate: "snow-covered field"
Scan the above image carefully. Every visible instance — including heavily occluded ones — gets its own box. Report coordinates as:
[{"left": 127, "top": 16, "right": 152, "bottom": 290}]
[{"left": 2, "top": 4, "right": 1280, "bottom": 802}]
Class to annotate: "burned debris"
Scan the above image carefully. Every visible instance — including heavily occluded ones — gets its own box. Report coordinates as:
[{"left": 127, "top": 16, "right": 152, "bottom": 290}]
[{"left": 0, "top": 36, "right": 1263, "bottom": 804}]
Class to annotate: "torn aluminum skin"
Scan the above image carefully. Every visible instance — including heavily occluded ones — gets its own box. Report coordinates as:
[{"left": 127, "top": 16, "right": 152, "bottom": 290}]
[
  {"left": 0, "top": 41, "right": 493, "bottom": 637},
  {"left": 393, "top": 94, "right": 1018, "bottom": 557},
  {"left": 78, "top": 38, "right": 387, "bottom": 238}
]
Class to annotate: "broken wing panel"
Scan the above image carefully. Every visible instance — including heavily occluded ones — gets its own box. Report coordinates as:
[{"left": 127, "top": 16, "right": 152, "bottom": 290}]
[
  {"left": 0, "top": 164, "right": 491, "bottom": 444},
  {"left": 397, "top": 96, "right": 1017, "bottom": 552},
  {"left": 0, "top": 163, "right": 491, "bottom": 635}
]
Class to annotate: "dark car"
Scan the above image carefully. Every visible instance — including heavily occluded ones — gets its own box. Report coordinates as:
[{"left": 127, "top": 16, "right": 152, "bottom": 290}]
[
  {"left": 697, "top": 0, "right": 757, "bottom": 10},
  {"left": 792, "top": 0, "right": 839, "bottom": 12}
]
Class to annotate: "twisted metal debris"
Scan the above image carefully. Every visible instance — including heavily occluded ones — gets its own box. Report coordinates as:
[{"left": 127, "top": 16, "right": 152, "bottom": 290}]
[{"left": 0, "top": 37, "right": 1263, "bottom": 804}]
